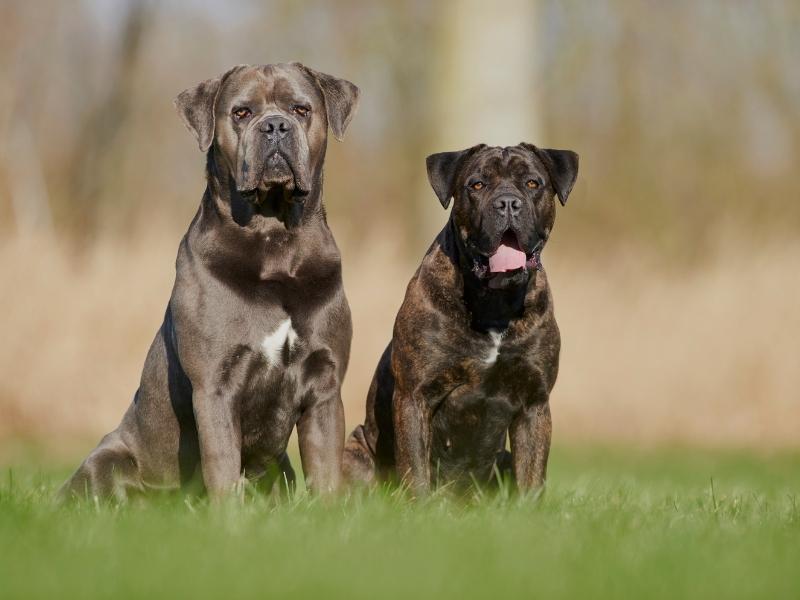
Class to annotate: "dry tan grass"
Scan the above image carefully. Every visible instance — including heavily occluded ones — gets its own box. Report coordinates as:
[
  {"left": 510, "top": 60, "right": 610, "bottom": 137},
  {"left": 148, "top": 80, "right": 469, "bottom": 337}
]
[{"left": 1, "top": 227, "right": 797, "bottom": 457}]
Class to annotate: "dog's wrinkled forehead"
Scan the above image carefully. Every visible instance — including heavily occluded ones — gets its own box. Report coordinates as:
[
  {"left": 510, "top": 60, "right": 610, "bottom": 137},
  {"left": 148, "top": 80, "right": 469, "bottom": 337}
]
[
  {"left": 460, "top": 146, "right": 546, "bottom": 183},
  {"left": 216, "top": 64, "right": 321, "bottom": 114}
]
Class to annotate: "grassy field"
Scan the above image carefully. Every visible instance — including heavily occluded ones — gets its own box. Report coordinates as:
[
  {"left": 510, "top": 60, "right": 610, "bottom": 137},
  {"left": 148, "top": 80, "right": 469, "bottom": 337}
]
[{"left": 1, "top": 447, "right": 798, "bottom": 599}]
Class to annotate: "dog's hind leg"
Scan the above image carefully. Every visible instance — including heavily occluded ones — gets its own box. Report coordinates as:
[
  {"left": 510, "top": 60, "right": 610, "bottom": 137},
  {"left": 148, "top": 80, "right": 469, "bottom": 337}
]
[
  {"left": 58, "top": 432, "right": 142, "bottom": 503},
  {"left": 493, "top": 448, "right": 514, "bottom": 486},
  {"left": 342, "top": 425, "right": 377, "bottom": 486},
  {"left": 342, "top": 344, "right": 395, "bottom": 488},
  {"left": 275, "top": 451, "right": 296, "bottom": 495},
  {"left": 251, "top": 452, "right": 296, "bottom": 499}
]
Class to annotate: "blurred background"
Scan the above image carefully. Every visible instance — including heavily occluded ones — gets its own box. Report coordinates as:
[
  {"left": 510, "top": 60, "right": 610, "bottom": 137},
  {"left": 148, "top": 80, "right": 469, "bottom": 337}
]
[{"left": 1, "top": 0, "right": 798, "bottom": 461}]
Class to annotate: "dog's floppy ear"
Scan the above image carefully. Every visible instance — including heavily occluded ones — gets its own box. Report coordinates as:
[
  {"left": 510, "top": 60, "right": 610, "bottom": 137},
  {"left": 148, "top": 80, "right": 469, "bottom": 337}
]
[
  {"left": 174, "top": 66, "right": 241, "bottom": 152},
  {"left": 297, "top": 63, "right": 360, "bottom": 141},
  {"left": 521, "top": 143, "right": 579, "bottom": 206},
  {"left": 426, "top": 144, "right": 486, "bottom": 209}
]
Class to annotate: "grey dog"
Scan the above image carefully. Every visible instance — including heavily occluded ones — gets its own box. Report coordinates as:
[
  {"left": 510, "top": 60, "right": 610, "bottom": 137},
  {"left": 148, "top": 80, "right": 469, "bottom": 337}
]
[{"left": 60, "top": 63, "right": 359, "bottom": 501}]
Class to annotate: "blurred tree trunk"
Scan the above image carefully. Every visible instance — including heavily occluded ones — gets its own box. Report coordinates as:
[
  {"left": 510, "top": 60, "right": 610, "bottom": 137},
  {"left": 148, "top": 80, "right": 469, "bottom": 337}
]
[
  {"left": 419, "top": 0, "right": 542, "bottom": 244},
  {"left": 64, "top": 1, "right": 152, "bottom": 242},
  {"left": 0, "top": 3, "right": 55, "bottom": 239}
]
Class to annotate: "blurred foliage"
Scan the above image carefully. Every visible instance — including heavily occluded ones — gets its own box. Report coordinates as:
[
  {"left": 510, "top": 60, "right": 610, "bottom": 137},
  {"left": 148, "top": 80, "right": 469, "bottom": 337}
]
[{"left": 0, "top": 0, "right": 798, "bottom": 258}]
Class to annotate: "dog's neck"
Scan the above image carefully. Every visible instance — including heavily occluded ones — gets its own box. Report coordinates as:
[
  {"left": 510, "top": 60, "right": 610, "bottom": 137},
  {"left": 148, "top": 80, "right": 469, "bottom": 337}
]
[
  {"left": 186, "top": 150, "right": 341, "bottom": 284},
  {"left": 444, "top": 219, "right": 532, "bottom": 333},
  {"left": 204, "top": 150, "right": 326, "bottom": 231}
]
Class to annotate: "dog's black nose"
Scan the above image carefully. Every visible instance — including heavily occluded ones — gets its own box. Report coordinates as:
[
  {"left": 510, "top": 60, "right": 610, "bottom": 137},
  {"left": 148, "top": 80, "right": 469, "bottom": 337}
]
[
  {"left": 261, "top": 116, "right": 292, "bottom": 141},
  {"left": 493, "top": 195, "right": 522, "bottom": 217}
]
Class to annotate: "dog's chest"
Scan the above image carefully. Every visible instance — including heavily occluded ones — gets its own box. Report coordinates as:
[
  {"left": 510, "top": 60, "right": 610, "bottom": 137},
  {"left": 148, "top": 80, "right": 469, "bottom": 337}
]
[
  {"left": 458, "top": 328, "right": 522, "bottom": 385},
  {"left": 257, "top": 317, "right": 299, "bottom": 366},
  {"left": 238, "top": 315, "right": 308, "bottom": 394},
  {"left": 432, "top": 328, "right": 538, "bottom": 416},
  {"left": 481, "top": 329, "right": 505, "bottom": 367},
  {"left": 225, "top": 316, "right": 307, "bottom": 455},
  {"left": 427, "top": 330, "right": 528, "bottom": 477}
]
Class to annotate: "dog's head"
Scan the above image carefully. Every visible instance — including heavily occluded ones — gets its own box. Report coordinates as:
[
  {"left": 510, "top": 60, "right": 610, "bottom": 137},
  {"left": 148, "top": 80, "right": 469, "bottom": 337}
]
[
  {"left": 427, "top": 143, "right": 578, "bottom": 288},
  {"left": 175, "top": 63, "right": 359, "bottom": 204}
]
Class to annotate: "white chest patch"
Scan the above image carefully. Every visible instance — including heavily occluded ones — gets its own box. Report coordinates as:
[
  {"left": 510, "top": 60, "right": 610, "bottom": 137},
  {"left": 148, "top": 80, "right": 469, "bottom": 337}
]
[
  {"left": 261, "top": 318, "right": 298, "bottom": 365},
  {"left": 484, "top": 330, "right": 504, "bottom": 365}
]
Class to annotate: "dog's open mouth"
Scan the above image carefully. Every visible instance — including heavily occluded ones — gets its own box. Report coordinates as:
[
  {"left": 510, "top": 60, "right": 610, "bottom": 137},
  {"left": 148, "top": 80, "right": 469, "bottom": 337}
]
[
  {"left": 472, "top": 230, "right": 542, "bottom": 287},
  {"left": 489, "top": 231, "right": 527, "bottom": 274},
  {"left": 490, "top": 231, "right": 541, "bottom": 273}
]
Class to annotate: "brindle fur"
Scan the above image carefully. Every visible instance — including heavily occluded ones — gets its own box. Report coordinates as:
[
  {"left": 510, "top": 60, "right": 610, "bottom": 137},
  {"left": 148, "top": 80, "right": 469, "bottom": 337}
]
[{"left": 343, "top": 144, "right": 578, "bottom": 496}]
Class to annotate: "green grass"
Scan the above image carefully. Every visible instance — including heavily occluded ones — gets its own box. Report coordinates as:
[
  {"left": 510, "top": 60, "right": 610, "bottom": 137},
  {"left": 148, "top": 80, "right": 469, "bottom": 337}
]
[{"left": 1, "top": 446, "right": 799, "bottom": 599}]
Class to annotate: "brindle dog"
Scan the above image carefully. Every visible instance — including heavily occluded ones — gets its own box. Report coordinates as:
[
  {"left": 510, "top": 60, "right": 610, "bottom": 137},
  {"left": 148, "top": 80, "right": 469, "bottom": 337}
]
[
  {"left": 60, "top": 63, "right": 359, "bottom": 501},
  {"left": 343, "top": 143, "right": 578, "bottom": 496}
]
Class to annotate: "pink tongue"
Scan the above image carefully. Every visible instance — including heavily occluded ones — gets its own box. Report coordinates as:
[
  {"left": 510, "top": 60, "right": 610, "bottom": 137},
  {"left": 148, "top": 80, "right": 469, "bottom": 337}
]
[{"left": 489, "top": 244, "right": 527, "bottom": 273}]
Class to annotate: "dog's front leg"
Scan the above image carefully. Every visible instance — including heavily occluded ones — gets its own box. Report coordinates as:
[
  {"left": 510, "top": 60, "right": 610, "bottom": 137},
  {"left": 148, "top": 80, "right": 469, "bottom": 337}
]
[
  {"left": 509, "top": 399, "right": 552, "bottom": 494},
  {"left": 193, "top": 389, "right": 242, "bottom": 501},
  {"left": 297, "top": 393, "right": 345, "bottom": 494},
  {"left": 393, "top": 389, "right": 432, "bottom": 498}
]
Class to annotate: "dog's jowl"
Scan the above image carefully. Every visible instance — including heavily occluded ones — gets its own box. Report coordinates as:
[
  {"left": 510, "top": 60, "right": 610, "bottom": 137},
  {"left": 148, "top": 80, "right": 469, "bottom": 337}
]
[
  {"left": 60, "top": 63, "right": 359, "bottom": 501},
  {"left": 343, "top": 144, "right": 578, "bottom": 496}
]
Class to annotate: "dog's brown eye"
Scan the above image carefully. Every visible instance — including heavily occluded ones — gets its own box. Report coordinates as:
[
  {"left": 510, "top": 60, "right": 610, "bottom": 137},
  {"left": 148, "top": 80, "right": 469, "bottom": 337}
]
[
  {"left": 471, "top": 181, "right": 484, "bottom": 191},
  {"left": 232, "top": 107, "right": 252, "bottom": 120},
  {"left": 526, "top": 179, "right": 540, "bottom": 190},
  {"left": 292, "top": 105, "right": 310, "bottom": 117}
]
